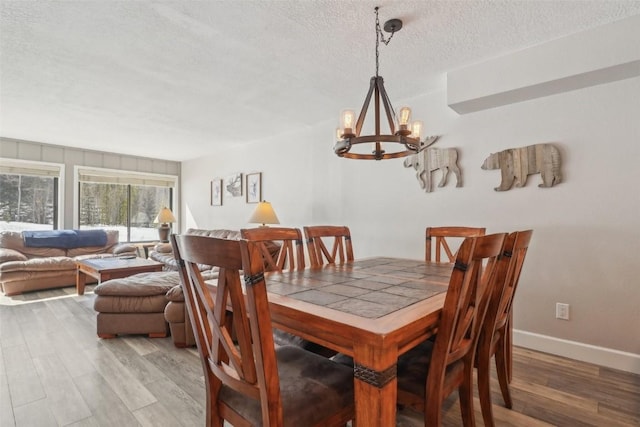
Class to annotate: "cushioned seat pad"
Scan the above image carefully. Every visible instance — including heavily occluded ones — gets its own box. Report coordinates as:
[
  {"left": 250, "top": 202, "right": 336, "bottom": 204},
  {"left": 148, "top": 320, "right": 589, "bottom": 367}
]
[
  {"left": 396, "top": 338, "right": 464, "bottom": 399},
  {"left": 93, "top": 272, "right": 181, "bottom": 317},
  {"left": 94, "top": 294, "right": 169, "bottom": 313},
  {"left": 219, "top": 345, "right": 354, "bottom": 426},
  {"left": 94, "top": 271, "right": 180, "bottom": 297},
  {"left": 0, "top": 256, "right": 76, "bottom": 272}
]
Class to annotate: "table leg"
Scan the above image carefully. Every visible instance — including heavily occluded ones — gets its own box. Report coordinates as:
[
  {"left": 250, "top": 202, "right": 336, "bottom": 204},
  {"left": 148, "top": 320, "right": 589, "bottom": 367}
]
[
  {"left": 352, "top": 346, "right": 398, "bottom": 427},
  {"left": 76, "top": 269, "right": 87, "bottom": 295}
]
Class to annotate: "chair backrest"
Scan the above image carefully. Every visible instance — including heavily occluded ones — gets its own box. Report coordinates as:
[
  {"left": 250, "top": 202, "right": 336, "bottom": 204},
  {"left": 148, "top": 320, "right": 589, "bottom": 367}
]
[
  {"left": 241, "top": 227, "right": 305, "bottom": 271},
  {"left": 483, "top": 230, "right": 533, "bottom": 341},
  {"left": 427, "top": 233, "right": 506, "bottom": 398},
  {"left": 171, "top": 234, "right": 285, "bottom": 425},
  {"left": 426, "top": 226, "right": 486, "bottom": 263},
  {"left": 303, "top": 225, "right": 354, "bottom": 267}
]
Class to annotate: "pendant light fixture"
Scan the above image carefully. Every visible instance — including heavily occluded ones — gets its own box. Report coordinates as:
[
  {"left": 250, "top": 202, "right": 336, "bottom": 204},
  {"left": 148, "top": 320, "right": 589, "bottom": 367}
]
[{"left": 335, "top": 7, "right": 434, "bottom": 160}]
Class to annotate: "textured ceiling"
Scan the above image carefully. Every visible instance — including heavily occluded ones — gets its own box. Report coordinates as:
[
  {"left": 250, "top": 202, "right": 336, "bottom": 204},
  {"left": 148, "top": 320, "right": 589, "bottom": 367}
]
[{"left": 1, "top": 1, "right": 640, "bottom": 161}]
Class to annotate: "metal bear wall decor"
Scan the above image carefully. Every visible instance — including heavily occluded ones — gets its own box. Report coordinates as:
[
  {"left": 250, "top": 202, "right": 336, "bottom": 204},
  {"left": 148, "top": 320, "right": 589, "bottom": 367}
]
[
  {"left": 481, "top": 143, "right": 562, "bottom": 191},
  {"left": 403, "top": 136, "right": 462, "bottom": 192}
]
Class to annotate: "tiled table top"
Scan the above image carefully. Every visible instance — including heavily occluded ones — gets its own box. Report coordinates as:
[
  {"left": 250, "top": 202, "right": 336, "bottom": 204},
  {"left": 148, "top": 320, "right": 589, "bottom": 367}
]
[{"left": 266, "top": 257, "right": 452, "bottom": 319}]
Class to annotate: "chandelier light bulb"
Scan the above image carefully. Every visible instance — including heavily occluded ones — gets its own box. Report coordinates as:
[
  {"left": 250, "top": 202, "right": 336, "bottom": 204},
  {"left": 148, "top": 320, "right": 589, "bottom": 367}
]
[
  {"left": 411, "top": 120, "right": 423, "bottom": 139},
  {"left": 396, "top": 106, "right": 412, "bottom": 136},
  {"left": 341, "top": 110, "right": 356, "bottom": 137},
  {"left": 399, "top": 107, "right": 411, "bottom": 127}
]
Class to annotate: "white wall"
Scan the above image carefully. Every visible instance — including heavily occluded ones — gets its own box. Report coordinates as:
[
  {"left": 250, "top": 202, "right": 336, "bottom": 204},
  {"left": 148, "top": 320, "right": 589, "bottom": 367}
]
[{"left": 182, "top": 73, "right": 640, "bottom": 367}]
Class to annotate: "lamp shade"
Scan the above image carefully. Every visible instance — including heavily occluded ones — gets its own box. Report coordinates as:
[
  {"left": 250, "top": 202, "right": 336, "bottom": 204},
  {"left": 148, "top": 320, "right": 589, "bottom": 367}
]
[
  {"left": 154, "top": 207, "right": 176, "bottom": 224},
  {"left": 248, "top": 201, "right": 280, "bottom": 226}
]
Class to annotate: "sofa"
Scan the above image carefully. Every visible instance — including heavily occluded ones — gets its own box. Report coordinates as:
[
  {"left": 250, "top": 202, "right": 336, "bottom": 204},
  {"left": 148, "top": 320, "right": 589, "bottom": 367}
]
[
  {"left": 149, "top": 228, "right": 241, "bottom": 270},
  {"left": 0, "top": 230, "right": 137, "bottom": 296}
]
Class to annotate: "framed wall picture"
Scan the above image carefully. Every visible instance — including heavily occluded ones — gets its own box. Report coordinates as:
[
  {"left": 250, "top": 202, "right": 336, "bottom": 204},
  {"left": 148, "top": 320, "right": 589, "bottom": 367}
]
[
  {"left": 224, "top": 173, "right": 243, "bottom": 197},
  {"left": 211, "top": 179, "right": 222, "bottom": 206},
  {"left": 246, "top": 172, "right": 262, "bottom": 203}
]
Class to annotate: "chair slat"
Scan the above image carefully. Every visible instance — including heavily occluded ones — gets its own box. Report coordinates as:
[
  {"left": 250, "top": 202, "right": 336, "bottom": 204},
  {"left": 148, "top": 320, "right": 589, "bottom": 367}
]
[
  {"left": 426, "top": 226, "right": 486, "bottom": 263},
  {"left": 303, "top": 225, "right": 354, "bottom": 267},
  {"left": 241, "top": 227, "right": 305, "bottom": 272}
]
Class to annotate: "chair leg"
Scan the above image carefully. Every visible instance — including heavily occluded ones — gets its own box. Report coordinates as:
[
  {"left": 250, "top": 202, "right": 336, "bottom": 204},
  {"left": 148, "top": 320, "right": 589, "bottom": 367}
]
[
  {"left": 495, "top": 335, "right": 513, "bottom": 409},
  {"left": 425, "top": 389, "right": 443, "bottom": 427},
  {"left": 205, "top": 374, "right": 224, "bottom": 427},
  {"left": 477, "top": 348, "right": 495, "bottom": 427},
  {"left": 458, "top": 361, "right": 476, "bottom": 427},
  {"left": 506, "top": 315, "right": 513, "bottom": 382}
]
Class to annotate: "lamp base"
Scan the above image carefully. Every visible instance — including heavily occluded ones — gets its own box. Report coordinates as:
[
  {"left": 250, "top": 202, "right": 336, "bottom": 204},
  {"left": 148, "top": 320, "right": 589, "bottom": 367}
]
[{"left": 158, "top": 224, "right": 170, "bottom": 243}]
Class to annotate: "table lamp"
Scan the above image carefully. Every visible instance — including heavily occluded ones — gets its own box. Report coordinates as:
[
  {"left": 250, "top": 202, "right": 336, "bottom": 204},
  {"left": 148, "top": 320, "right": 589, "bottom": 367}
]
[
  {"left": 248, "top": 201, "right": 280, "bottom": 227},
  {"left": 154, "top": 207, "right": 176, "bottom": 242}
]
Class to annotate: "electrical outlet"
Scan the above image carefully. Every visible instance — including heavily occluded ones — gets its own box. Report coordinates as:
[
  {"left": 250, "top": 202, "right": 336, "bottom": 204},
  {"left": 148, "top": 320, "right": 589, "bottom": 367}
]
[{"left": 556, "top": 303, "right": 570, "bottom": 320}]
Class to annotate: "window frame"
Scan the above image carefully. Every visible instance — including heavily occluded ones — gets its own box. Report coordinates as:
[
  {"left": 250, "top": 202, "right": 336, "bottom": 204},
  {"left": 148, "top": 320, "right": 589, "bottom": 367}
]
[
  {"left": 0, "top": 158, "right": 65, "bottom": 230},
  {"left": 73, "top": 166, "right": 178, "bottom": 242}
]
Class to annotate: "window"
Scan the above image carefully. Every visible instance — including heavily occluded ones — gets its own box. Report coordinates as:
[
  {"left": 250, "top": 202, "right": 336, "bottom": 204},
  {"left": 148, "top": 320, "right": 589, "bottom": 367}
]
[
  {"left": 76, "top": 167, "right": 177, "bottom": 242},
  {"left": 0, "top": 159, "right": 62, "bottom": 231}
]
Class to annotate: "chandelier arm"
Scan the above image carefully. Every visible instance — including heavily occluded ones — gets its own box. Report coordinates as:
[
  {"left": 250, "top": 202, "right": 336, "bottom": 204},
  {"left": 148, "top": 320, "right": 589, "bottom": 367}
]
[
  {"left": 373, "top": 77, "right": 383, "bottom": 158},
  {"left": 355, "top": 77, "right": 377, "bottom": 136},
  {"left": 341, "top": 150, "right": 414, "bottom": 160},
  {"left": 349, "top": 135, "right": 418, "bottom": 144},
  {"left": 376, "top": 78, "right": 397, "bottom": 135},
  {"left": 374, "top": 79, "right": 381, "bottom": 135}
]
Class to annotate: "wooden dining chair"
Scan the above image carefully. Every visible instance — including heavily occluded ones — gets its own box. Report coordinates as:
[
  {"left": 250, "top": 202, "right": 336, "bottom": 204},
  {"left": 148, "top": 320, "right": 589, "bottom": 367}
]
[
  {"left": 171, "top": 234, "right": 355, "bottom": 426},
  {"left": 426, "top": 226, "right": 486, "bottom": 263},
  {"left": 240, "top": 227, "right": 305, "bottom": 272},
  {"left": 476, "top": 230, "right": 533, "bottom": 427},
  {"left": 241, "top": 226, "right": 336, "bottom": 356},
  {"left": 303, "top": 225, "right": 354, "bottom": 267},
  {"left": 396, "top": 232, "right": 506, "bottom": 427}
]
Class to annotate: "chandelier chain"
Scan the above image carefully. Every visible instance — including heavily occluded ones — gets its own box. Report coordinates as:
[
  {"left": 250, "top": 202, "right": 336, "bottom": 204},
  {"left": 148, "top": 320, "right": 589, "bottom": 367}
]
[{"left": 375, "top": 7, "right": 395, "bottom": 77}]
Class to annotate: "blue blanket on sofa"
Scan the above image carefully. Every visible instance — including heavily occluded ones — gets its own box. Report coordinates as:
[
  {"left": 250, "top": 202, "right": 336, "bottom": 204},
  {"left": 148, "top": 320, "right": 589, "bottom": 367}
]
[{"left": 22, "top": 229, "right": 108, "bottom": 249}]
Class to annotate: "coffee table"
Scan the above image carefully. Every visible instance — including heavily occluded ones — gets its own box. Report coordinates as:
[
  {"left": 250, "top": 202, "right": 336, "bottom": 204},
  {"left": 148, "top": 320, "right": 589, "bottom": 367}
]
[{"left": 76, "top": 257, "right": 163, "bottom": 295}]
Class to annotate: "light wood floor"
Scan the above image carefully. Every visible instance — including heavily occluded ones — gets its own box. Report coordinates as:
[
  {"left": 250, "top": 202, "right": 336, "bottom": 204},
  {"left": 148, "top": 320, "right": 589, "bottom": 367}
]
[{"left": 1, "top": 285, "right": 638, "bottom": 427}]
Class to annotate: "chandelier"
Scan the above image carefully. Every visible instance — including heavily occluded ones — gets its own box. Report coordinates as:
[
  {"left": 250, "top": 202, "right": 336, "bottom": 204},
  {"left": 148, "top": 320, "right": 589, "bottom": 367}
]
[{"left": 335, "top": 7, "right": 431, "bottom": 161}]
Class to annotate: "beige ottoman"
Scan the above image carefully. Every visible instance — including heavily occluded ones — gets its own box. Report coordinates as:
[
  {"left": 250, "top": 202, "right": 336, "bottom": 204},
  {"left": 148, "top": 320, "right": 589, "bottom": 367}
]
[{"left": 93, "top": 271, "right": 180, "bottom": 339}]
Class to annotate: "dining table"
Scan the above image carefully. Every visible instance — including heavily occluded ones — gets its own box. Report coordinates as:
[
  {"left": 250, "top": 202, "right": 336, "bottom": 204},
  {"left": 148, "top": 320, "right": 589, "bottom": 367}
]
[{"left": 263, "top": 256, "right": 454, "bottom": 427}]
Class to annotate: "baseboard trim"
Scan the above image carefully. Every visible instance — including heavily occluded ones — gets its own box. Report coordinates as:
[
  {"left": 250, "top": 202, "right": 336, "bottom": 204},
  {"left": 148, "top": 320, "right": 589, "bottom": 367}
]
[{"left": 513, "top": 329, "right": 640, "bottom": 375}]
